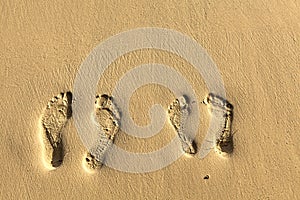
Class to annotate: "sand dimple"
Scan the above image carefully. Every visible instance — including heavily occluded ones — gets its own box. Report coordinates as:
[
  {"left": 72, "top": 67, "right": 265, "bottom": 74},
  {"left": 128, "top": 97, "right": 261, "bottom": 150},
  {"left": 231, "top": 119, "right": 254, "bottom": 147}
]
[
  {"left": 168, "top": 96, "right": 196, "bottom": 155},
  {"left": 41, "top": 92, "right": 72, "bottom": 169},
  {"left": 84, "top": 94, "right": 120, "bottom": 170}
]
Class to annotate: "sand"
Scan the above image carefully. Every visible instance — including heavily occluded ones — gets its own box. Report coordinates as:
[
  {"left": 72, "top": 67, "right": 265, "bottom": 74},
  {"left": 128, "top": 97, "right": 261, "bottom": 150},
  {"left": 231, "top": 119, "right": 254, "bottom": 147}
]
[{"left": 0, "top": 0, "right": 299, "bottom": 199}]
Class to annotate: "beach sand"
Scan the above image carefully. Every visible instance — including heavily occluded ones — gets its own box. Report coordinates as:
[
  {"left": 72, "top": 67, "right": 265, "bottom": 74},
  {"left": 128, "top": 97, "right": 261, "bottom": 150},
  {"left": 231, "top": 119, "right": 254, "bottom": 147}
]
[{"left": 0, "top": 0, "right": 299, "bottom": 199}]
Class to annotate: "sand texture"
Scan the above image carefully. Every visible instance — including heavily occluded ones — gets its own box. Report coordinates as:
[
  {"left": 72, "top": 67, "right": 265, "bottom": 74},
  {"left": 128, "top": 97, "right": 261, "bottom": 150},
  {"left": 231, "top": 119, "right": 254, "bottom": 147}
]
[{"left": 0, "top": 0, "right": 299, "bottom": 199}]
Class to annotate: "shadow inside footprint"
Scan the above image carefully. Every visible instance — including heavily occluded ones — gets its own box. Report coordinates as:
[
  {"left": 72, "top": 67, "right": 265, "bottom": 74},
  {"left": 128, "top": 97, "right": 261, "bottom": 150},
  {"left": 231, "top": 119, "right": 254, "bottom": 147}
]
[
  {"left": 65, "top": 91, "right": 73, "bottom": 119},
  {"left": 51, "top": 141, "right": 64, "bottom": 167}
]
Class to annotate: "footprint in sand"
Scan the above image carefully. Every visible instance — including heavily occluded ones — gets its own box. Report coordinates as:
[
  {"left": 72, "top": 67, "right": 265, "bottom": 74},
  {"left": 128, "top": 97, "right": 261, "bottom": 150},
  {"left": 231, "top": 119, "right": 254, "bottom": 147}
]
[
  {"left": 40, "top": 92, "right": 72, "bottom": 169},
  {"left": 202, "top": 93, "right": 234, "bottom": 156},
  {"left": 84, "top": 94, "right": 120, "bottom": 170},
  {"left": 168, "top": 96, "right": 196, "bottom": 155}
]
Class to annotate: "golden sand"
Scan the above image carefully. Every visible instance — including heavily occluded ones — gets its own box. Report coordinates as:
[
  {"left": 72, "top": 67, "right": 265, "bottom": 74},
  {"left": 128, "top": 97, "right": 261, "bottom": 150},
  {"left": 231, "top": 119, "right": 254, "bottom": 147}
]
[{"left": 0, "top": 0, "right": 299, "bottom": 199}]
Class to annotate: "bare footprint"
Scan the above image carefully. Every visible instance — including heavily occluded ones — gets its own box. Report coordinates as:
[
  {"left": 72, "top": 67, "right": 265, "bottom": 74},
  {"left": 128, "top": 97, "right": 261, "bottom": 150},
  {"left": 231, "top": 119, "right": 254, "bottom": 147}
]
[
  {"left": 202, "top": 93, "right": 234, "bottom": 156},
  {"left": 40, "top": 92, "right": 72, "bottom": 169},
  {"left": 168, "top": 96, "right": 196, "bottom": 155},
  {"left": 94, "top": 94, "right": 119, "bottom": 139},
  {"left": 84, "top": 94, "right": 120, "bottom": 170},
  {"left": 215, "top": 109, "right": 234, "bottom": 155}
]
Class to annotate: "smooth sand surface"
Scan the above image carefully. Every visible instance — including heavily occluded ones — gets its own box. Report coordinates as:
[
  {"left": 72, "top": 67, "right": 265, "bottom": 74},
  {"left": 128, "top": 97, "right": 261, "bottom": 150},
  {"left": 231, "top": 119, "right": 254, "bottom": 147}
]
[{"left": 1, "top": 0, "right": 299, "bottom": 199}]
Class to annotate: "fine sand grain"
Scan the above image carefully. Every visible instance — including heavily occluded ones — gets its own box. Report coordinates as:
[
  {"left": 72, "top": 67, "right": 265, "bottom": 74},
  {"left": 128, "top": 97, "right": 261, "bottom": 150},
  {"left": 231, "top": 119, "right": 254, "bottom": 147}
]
[{"left": 0, "top": 0, "right": 299, "bottom": 199}]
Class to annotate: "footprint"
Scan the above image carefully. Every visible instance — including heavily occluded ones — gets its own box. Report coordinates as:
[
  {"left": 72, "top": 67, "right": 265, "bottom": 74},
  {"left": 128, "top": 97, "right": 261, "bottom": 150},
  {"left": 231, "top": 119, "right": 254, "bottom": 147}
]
[
  {"left": 202, "top": 93, "right": 234, "bottom": 156},
  {"left": 40, "top": 92, "right": 72, "bottom": 169},
  {"left": 84, "top": 94, "right": 120, "bottom": 170},
  {"left": 94, "top": 94, "right": 119, "bottom": 139},
  {"left": 215, "top": 110, "right": 234, "bottom": 155},
  {"left": 168, "top": 96, "right": 196, "bottom": 155}
]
